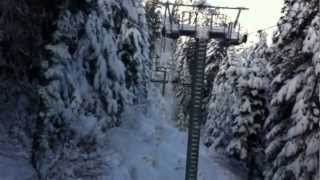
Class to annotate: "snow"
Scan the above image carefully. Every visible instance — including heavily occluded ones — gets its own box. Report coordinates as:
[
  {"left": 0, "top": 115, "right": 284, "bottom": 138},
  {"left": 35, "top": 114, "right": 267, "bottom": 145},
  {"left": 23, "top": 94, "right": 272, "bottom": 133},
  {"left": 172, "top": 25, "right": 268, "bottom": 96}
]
[
  {"left": 197, "top": 27, "right": 209, "bottom": 39},
  {"left": 265, "top": 138, "right": 283, "bottom": 158},
  {"left": 303, "top": 14, "right": 320, "bottom": 75},
  {"left": 192, "top": 0, "right": 208, "bottom": 6},
  {"left": 0, "top": 0, "right": 250, "bottom": 179},
  {"left": 181, "top": 24, "right": 196, "bottom": 31},
  {"left": 0, "top": 143, "right": 35, "bottom": 180},
  {"left": 306, "top": 134, "right": 320, "bottom": 156},
  {"left": 271, "top": 73, "right": 304, "bottom": 105},
  {"left": 278, "top": 141, "right": 299, "bottom": 158},
  {"left": 0, "top": 156, "right": 34, "bottom": 180},
  {"left": 211, "top": 27, "right": 226, "bottom": 33},
  {"left": 105, "top": 86, "right": 246, "bottom": 180},
  {"left": 71, "top": 114, "right": 98, "bottom": 137}
]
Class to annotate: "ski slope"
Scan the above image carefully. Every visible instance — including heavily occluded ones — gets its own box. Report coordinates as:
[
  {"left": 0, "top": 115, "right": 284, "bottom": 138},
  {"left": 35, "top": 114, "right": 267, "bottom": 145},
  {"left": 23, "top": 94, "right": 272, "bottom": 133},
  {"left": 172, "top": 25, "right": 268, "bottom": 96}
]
[
  {"left": 0, "top": 88, "right": 247, "bottom": 180},
  {"left": 105, "top": 86, "right": 246, "bottom": 180},
  {"left": 0, "top": 142, "right": 35, "bottom": 180}
]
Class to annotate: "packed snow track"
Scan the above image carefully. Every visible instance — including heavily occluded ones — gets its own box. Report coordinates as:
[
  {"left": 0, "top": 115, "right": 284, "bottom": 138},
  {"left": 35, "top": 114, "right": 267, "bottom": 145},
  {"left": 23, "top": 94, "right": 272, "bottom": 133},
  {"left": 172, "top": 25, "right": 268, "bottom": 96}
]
[{"left": 104, "top": 88, "right": 246, "bottom": 180}]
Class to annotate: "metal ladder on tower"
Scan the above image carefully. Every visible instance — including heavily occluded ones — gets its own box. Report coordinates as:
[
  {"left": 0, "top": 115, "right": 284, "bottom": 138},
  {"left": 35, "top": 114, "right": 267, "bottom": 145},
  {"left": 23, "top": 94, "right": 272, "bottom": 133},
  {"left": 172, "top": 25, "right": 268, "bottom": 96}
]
[{"left": 185, "top": 39, "right": 207, "bottom": 180}]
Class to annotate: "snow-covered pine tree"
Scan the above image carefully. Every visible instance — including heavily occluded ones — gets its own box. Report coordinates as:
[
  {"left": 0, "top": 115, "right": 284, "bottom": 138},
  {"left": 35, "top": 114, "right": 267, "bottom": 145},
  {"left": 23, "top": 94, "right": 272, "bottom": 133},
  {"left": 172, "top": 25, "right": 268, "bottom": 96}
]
[
  {"left": 36, "top": 0, "right": 150, "bottom": 179},
  {"left": 172, "top": 3, "right": 230, "bottom": 129},
  {"left": 204, "top": 41, "right": 228, "bottom": 108},
  {"left": 145, "top": 0, "right": 162, "bottom": 56},
  {"left": 174, "top": 38, "right": 193, "bottom": 129},
  {"left": 0, "top": 1, "right": 66, "bottom": 178},
  {"left": 1, "top": 0, "right": 150, "bottom": 179},
  {"left": 205, "top": 32, "right": 270, "bottom": 179},
  {"left": 174, "top": 36, "right": 227, "bottom": 129},
  {"left": 264, "top": 0, "right": 320, "bottom": 179},
  {"left": 227, "top": 32, "right": 269, "bottom": 179}
]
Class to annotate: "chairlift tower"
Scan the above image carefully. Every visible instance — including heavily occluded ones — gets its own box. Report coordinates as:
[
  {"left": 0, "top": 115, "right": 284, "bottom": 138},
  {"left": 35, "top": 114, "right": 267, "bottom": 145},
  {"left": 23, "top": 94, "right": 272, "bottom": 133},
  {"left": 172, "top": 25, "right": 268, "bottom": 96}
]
[{"left": 155, "top": 1, "right": 249, "bottom": 180}]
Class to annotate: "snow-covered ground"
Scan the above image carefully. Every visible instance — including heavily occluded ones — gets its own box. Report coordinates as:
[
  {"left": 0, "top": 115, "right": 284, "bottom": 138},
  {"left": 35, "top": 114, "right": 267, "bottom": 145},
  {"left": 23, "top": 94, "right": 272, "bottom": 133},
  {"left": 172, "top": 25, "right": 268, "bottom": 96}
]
[
  {"left": 0, "top": 142, "right": 35, "bottom": 180},
  {"left": 0, "top": 76, "right": 246, "bottom": 180},
  {"left": 104, "top": 84, "right": 246, "bottom": 180},
  {"left": 0, "top": 85, "right": 247, "bottom": 180},
  {"left": 0, "top": 38, "right": 246, "bottom": 180}
]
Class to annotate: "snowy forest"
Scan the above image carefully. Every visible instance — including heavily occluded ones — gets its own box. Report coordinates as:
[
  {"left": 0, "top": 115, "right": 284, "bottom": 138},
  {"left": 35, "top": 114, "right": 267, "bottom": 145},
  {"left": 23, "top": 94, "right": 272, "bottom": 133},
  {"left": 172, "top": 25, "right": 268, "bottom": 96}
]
[{"left": 0, "top": 0, "right": 319, "bottom": 180}]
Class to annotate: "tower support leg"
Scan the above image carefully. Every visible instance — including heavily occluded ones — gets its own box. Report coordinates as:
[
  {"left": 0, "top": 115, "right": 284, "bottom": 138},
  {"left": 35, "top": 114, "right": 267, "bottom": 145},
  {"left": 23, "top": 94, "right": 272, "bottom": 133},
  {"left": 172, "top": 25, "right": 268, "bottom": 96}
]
[{"left": 185, "top": 39, "right": 207, "bottom": 180}]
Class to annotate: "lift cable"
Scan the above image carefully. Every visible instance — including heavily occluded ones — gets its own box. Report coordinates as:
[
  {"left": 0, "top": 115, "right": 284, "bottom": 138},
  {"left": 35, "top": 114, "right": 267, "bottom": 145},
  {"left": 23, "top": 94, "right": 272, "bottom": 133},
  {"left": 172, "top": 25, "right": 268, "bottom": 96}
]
[
  {"left": 157, "top": 1, "right": 249, "bottom": 11},
  {"left": 247, "top": 24, "right": 278, "bottom": 35},
  {"left": 247, "top": 8, "right": 304, "bottom": 35}
]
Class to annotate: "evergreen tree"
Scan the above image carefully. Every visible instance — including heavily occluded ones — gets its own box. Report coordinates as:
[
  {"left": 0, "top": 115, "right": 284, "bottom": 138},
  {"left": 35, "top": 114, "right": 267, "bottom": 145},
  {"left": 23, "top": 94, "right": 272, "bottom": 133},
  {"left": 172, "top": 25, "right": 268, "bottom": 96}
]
[
  {"left": 174, "top": 38, "right": 193, "bottom": 129},
  {"left": 264, "top": 0, "right": 320, "bottom": 179},
  {"left": 204, "top": 41, "right": 228, "bottom": 110},
  {"left": 145, "top": 0, "right": 162, "bottom": 56},
  {"left": 205, "top": 33, "right": 270, "bottom": 179},
  {"left": 174, "top": 38, "right": 227, "bottom": 129},
  {"left": 0, "top": 0, "right": 151, "bottom": 179}
]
